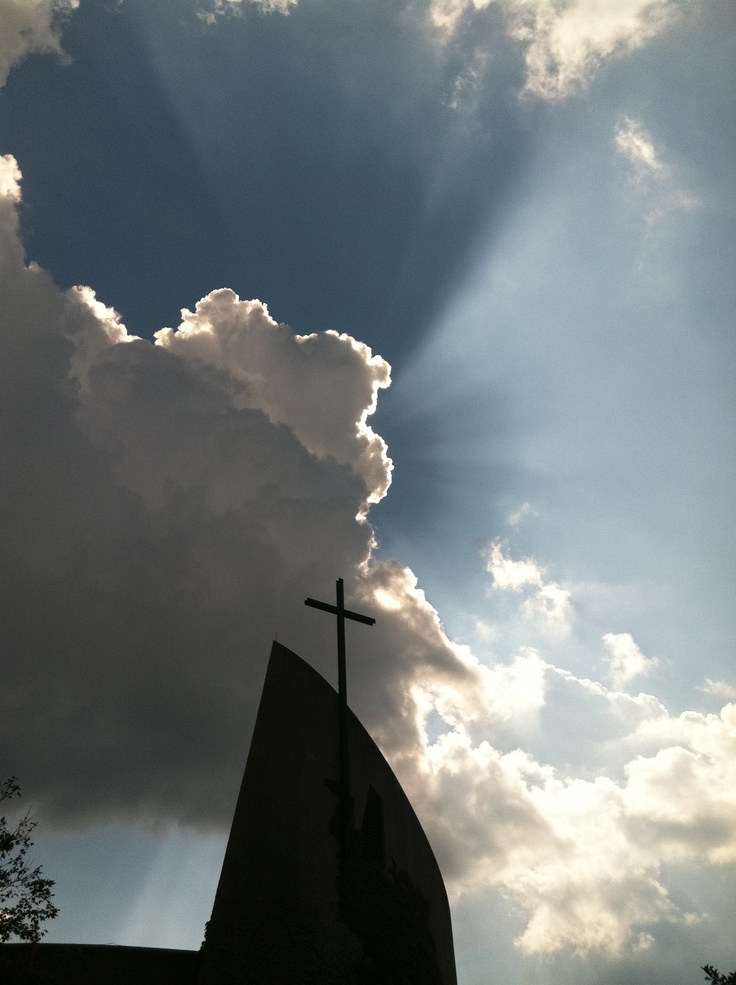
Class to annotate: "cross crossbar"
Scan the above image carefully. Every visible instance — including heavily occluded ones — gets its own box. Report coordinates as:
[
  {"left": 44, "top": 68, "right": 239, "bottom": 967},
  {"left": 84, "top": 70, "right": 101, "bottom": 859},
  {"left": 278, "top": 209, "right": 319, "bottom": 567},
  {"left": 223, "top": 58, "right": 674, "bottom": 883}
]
[{"left": 304, "top": 596, "right": 376, "bottom": 626}]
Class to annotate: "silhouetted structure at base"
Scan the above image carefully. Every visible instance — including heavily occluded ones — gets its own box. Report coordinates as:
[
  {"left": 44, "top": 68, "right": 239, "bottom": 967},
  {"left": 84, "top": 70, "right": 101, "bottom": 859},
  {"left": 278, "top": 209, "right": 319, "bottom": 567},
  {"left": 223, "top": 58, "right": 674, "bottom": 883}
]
[
  {"left": 200, "top": 641, "right": 457, "bottom": 984},
  {"left": 0, "top": 642, "right": 457, "bottom": 984},
  {"left": 0, "top": 944, "right": 198, "bottom": 984}
]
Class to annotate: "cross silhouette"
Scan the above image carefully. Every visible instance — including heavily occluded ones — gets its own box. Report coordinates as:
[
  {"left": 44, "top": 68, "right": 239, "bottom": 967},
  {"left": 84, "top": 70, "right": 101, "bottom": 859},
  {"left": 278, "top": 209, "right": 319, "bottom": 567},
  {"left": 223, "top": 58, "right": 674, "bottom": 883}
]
[{"left": 305, "top": 578, "right": 375, "bottom": 855}]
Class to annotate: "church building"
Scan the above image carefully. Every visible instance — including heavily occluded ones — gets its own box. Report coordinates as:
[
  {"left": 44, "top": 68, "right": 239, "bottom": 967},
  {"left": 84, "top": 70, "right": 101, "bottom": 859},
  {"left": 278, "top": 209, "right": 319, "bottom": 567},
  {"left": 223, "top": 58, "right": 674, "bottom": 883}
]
[{"left": 0, "top": 640, "right": 457, "bottom": 984}]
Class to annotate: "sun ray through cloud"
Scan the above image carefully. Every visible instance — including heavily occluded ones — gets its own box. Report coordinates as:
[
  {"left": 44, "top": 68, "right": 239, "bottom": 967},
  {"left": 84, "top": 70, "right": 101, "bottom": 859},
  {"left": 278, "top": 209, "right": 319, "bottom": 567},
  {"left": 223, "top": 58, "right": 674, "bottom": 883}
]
[{"left": 1, "top": 2, "right": 734, "bottom": 983}]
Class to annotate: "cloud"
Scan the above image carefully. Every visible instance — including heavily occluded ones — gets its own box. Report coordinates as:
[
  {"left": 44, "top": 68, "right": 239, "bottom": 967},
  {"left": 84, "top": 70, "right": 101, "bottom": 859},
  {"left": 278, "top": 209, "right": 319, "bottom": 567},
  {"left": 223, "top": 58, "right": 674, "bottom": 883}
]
[
  {"left": 0, "top": 155, "right": 399, "bottom": 825},
  {"left": 474, "top": 618, "right": 497, "bottom": 641},
  {"left": 485, "top": 538, "right": 544, "bottom": 590},
  {"left": 428, "top": 0, "right": 677, "bottom": 100},
  {"left": 350, "top": 547, "right": 734, "bottom": 957},
  {"left": 614, "top": 116, "right": 698, "bottom": 224},
  {"left": 699, "top": 679, "right": 736, "bottom": 702},
  {"left": 485, "top": 539, "right": 572, "bottom": 635},
  {"left": 0, "top": 0, "right": 79, "bottom": 89},
  {"left": 603, "top": 632, "right": 658, "bottom": 690},
  {"left": 615, "top": 116, "right": 666, "bottom": 177},
  {"left": 408, "top": 671, "right": 736, "bottom": 956},
  {"left": 0, "top": 155, "right": 476, "bottom": 838},
  {"left": 0, "top": 153, "right": 21, "bottom": 210},
  {"left": 197, "top": 0, "right": 297, "bottom": 24},
  {"left": 155, "top": 291, "right": 392, "bottom": 506},
  {"left": 2, "top": 155, "right": 735, "bottom": 959},
  {"left": 507, "top": 501, "right": 534, "bottom": 526},
  {"left": 507, "top": 0, "right": 676, "bottom": 101},
  {"left": 523, "top": 582, "right": 572, "bottom": 635},
  {"left": 429, "top": 0, "right": 495, "bottom": 33}
]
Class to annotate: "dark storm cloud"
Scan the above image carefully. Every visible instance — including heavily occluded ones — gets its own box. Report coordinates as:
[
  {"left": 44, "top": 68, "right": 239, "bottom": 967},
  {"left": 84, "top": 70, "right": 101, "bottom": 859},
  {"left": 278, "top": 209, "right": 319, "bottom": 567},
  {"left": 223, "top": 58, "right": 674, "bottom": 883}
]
[
  {"left": 0, "top": 158, "right": 481, "bottom": 830},
  {"left": 0, "top": 157, "right": 379, "bottom": 823}
]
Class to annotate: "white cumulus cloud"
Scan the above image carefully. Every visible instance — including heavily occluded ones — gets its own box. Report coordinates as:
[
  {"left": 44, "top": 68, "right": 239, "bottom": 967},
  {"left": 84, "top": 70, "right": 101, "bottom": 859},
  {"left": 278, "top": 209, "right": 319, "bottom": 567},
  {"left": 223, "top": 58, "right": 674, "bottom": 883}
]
[
  {"left": 699, "top": 679, "right": 736, "bottom": 702},
  {"left": 523, "top": 581, "right": 572, "bottom": 635},
  {"left": 604, "top": 632, "right": 659, "bottom": 690},
  {"left": 485, "top": 538, "right": 544, "bottom": 590},
  {"left": 486, "top": 539, "right": 573, "bottom": 635},
  {"left": 155, "top": 291, "right": 392, "bottom": 505},
  {"left": 409, "top": 673, "right": 736, "bottom": 956}
]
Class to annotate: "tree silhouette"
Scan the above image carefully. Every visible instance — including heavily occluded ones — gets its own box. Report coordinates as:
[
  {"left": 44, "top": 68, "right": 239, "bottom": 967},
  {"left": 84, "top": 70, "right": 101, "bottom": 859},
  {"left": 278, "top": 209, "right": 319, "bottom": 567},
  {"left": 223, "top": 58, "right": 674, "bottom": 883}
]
[
  {"left": 0, "top": 777, "right": 59, "bottom": 942},
  {"left": 702, "top": 966, "right": 736, "bottom": 985}
]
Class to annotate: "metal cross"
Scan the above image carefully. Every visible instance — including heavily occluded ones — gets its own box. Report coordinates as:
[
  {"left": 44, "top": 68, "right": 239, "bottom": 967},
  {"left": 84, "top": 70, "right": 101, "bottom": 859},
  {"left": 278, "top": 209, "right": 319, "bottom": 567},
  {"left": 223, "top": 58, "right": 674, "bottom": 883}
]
[{"left": 305, "top": 578, "right": 375, "bottom": 855}]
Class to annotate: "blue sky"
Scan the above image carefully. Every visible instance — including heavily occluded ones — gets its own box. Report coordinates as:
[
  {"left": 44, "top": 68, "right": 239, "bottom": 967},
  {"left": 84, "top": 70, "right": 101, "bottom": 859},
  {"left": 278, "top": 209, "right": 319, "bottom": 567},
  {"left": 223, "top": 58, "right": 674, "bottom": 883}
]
[{"left": 1, "top": 1, "right": 734, "bottom": 983}]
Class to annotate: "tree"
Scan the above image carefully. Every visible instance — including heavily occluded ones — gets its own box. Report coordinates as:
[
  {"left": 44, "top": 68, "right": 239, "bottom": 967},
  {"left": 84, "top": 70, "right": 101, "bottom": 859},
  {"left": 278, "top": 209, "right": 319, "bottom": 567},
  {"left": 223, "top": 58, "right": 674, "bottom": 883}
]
[
  {"left": 702, "top": 966, "right": 736, "bottom": 985},
  {"left": 0, "top": 777, "right": 59, "bottom": 942}
]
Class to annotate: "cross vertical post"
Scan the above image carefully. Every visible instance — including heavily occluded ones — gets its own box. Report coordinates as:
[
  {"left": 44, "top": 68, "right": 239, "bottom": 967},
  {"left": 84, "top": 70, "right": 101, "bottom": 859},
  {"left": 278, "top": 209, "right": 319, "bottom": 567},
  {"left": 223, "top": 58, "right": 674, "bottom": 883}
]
[
  {"left": 335, "top": 578, "right": 349, "bottom": 856},
  {"left": 305, "top": 578, "right": 375, "bottom": 857}
]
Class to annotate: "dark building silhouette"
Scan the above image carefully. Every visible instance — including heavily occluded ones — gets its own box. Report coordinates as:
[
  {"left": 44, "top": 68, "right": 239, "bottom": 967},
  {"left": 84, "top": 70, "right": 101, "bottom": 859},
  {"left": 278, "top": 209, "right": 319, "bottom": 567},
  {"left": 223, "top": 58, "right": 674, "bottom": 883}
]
[
  {"left": 199, "top": 641, "right": 457, "bottom": 984},
  {"left": 0, "top": 943, "right": 199, "bottom": 984},
  {"left": 0, "top": 642, "right": 457, "bottom": 984}
]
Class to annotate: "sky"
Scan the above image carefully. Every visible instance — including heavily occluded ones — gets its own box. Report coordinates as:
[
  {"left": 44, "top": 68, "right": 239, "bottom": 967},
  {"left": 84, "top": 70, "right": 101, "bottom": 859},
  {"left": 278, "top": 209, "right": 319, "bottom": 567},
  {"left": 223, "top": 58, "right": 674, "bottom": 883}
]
[{"left": 0, "top": 0, "right": 734, "bottom": 982}]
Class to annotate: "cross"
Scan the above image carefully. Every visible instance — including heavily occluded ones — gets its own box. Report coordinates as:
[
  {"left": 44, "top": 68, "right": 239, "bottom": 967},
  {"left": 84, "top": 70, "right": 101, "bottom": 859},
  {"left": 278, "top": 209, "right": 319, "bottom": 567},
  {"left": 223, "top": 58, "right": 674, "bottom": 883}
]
[{"left": 305, "top": 578, "right": 375, "bottom": 856}]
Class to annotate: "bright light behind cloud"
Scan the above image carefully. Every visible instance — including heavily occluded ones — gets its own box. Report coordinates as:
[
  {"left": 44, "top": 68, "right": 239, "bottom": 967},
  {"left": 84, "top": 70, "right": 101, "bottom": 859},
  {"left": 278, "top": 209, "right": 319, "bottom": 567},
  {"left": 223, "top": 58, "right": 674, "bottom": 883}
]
[
  {"left": 0, "top": 152, "right": 21, "bottom": 203},
  {"left": 2, "top": 2, "right": 735, "bottom": 979},
  {"left": 352, "top": 536, "right": 736, "bottom": 957},
  {"left": 1, "top": 154, "right": 397, "bottom": 826},
  {"left": 68, "top": 285, "right": 138, "bottom": 388},
  {"left": 3, "top": 126, "right": 736, "bottom": 965},
  {"left": 407, "top": 636, "right": 736, "bottom": 957},
  {"left": 155, "top": 290, "right": 393, "bottom": 505}
]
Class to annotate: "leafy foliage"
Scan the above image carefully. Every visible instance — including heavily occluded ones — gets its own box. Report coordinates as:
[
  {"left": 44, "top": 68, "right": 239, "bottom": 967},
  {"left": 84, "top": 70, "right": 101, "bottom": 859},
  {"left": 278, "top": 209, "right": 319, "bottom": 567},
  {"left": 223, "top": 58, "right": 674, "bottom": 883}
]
[
  {"left": 702, "top": 966, "right": 736, "bottom": 985},
  {"left": 0, "top": 777, "right": 59, "bottom": 942}
]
